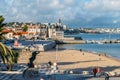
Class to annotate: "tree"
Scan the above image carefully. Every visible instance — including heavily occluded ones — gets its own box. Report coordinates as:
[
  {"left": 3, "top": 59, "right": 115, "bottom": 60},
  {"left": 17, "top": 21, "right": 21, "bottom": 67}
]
[
  {"left": 0, "top": 42, "right": 19, "bottom": 71},
  {"left": 0, "top": 16, "right": 19, "bottom": 71},
  {"left": 22, "top": 25, "right": 28, "bottom": 31},
  {"left": 0, "top": 16, "right": 5, "bottom": 40}
]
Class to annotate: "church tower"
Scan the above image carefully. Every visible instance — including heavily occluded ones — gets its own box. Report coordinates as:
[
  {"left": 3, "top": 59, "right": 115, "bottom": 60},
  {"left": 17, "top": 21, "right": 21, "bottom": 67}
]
[{"left": 58, "top": 18, "right": 62, "bottom": 26}]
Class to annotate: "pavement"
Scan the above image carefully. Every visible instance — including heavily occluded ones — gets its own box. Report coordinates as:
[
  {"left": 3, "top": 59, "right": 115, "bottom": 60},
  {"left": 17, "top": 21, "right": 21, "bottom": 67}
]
[
  {"left": 0, "top": 71, "right": 120, "bottom": 80},
  {"left": 0, "top": 71, "right": 23, "bottom": 80}
]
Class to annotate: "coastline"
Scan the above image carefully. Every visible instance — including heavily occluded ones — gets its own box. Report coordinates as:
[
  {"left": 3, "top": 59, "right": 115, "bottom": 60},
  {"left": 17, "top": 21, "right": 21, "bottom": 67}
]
[
  {"left": 83, "top": 49, "right": 120, "bottom": 63},
  {"left": 18, "top": 49, "right": 120, "bottom": 72}
]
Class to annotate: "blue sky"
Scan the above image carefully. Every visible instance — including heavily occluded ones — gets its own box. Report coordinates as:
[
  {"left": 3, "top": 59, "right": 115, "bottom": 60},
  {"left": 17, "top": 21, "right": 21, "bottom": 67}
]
[{"left": 0, "top": 0, "right": 120, "bottom": 28}]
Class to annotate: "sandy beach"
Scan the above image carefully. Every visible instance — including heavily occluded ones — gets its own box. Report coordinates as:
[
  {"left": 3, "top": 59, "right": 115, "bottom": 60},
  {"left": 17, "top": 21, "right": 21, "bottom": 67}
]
[{"left": 18, "top": 49, "right": 120, "bottom": 73}]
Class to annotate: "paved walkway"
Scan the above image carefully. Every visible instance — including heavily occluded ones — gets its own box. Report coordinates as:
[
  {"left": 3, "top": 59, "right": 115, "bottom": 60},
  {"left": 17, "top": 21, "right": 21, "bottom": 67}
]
[
  {"left": 71, "top": 75, "right": 120, "bottom": 80},
  {"left": 0, "top": 71, "right": 23, "bottom": 80},
  {"left": 0, "top": 71, "right": 120, "bottom": 80}
]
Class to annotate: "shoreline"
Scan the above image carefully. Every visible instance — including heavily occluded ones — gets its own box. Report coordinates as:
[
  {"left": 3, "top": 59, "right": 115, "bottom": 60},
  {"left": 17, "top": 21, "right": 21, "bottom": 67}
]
[{"left": 82, "top": 49, "right": 120, "bottom": 63}]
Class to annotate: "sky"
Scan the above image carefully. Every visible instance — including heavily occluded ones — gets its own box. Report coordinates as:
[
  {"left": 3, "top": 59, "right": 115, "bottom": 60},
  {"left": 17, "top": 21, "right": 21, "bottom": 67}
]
[{"left": 0, "top": 0, "right": 120, "bottom": 28}]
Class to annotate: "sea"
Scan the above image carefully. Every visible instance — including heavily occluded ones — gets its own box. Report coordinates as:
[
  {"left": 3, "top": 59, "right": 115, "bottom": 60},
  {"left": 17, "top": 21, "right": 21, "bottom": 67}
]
[{"left": 59, "top": 33, "right": 120, "bottom": 60}]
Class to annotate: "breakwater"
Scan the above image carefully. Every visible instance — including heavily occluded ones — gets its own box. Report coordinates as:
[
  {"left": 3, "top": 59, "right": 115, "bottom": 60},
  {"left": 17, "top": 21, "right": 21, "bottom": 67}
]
[
  {"left": 55, "top": 40, "right": 85, "bottom": 44},
  {"left": 56, "top": 39, "right": 120, "bottom": 44}
]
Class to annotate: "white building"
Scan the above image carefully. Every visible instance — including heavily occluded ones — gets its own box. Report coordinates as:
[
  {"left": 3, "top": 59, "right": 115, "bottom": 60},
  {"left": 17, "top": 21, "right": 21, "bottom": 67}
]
[
  {"left": 2, "top": 30, "right": 13, "bottom": 39},
  {"left": 27, "top": 23, "right": 48, "bottom": 39}
]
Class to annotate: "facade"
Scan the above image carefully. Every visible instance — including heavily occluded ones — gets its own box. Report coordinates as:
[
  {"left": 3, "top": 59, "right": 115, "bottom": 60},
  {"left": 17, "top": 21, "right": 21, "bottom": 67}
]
[
  {"left": 2, "top": 30, "right": 13, "bottom": 39},
  {"left": 2, "top": 19, "right": 66, "bottom": 40},
  {"left": 27, "top": 23, "right": 48, "bottom": 39},
  {"left": 47, "top": 19, "right": 64, "bottom": 39},
  {"left": 48, "top": 28, "right": 64, "bottom": 39}
]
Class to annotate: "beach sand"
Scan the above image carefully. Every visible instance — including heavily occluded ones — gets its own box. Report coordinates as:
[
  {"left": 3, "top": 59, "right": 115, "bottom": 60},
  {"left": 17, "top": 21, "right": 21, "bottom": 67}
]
[{"left": 18, "top": 49, "right": 120, "bottom": 72}]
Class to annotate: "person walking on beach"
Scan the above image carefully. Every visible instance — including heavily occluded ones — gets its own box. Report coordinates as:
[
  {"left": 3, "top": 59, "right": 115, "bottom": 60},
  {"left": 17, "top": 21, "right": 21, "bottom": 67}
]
[{"left": 93, "top": 67, "right": 97, "bottom": 77}]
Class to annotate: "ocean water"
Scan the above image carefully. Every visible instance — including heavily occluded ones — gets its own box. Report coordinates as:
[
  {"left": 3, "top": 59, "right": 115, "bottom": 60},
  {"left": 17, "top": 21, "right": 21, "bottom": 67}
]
[{"left": 60, "top": 33, "right": 120, "bottom": 60}]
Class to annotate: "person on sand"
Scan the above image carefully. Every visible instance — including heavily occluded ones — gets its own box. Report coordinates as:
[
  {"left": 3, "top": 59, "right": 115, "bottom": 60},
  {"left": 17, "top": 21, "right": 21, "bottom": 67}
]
[
  {"left": 105, "top": 72, "right": 110, "bottom": 80},
  {"left": 53, "top": 62, "right": 58, "bottom": 70},
  {"left": 51, "top": 62, "right": 58, "bottom": 73},
  {"left": 47, "top": 61, "right": 52, "bottom": 68},
  {"left": 97, "top": 67, "right": 101, "bottom": 77},
  {"left": 98, "top": 54, "right": 101, "bottom": 60},
  {"left": 82, "top": 53, "right": 84, "bottom": 55},
  {"left": 93, "top": 67, "right": 97, "bottom": 77},
  {"left": 80, "top": 49, "right": 82, "bottom": 52}
]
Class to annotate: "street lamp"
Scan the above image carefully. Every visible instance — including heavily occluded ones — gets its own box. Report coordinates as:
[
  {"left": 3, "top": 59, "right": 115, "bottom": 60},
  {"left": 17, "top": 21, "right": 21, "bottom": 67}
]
[{"left": 56, "top": 45, "right": 58, "bottom": 62}]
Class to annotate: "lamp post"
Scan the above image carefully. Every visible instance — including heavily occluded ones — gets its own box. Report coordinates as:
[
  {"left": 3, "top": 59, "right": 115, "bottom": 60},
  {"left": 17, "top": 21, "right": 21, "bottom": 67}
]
[{"left": 56, "top": 45, "right": 58, "bottom": 62}]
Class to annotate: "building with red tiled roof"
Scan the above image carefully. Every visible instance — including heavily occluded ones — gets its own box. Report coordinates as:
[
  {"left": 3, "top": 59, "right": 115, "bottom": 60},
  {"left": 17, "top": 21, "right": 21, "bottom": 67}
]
[
  {"left": 2, "top": 30, "right": 12, "bottom": 33},
  {"left": 2, "top": 29, "right": 13, "bottom": 39}
]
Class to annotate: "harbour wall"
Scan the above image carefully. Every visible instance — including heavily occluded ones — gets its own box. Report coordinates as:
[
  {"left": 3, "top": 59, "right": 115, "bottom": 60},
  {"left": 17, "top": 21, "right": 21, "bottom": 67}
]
[{"left": 56, "top": 39, "right": 120, "bottom": 44}]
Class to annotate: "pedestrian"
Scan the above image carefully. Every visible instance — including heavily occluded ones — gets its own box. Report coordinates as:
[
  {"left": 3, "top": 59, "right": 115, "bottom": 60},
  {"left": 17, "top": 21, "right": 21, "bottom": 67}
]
[
  {"left": 47, "top": 61, "right": 53, "bottom": 68},
  {"left": 98, "top": 54, "right": 101, "bottom": 60},
  {"left": 105, "top": 72, "right": 110, "bottom": 80},
  {"left": 53, "top": 62, "right": 58, "bottom": 70},
  {"left": 82, "top": 53, "right": 84, "bottom": 55},
  {"left": 93, "top": 67, "right": 97, "bottom": 77},
  {"left": 97, "top": 67, "right": 101, "bottom": 77},
  {"left": 40, "top": 77, "right": 44, "bottom": 80},
  {"left": 80, "top": 49, "right": 82, "bottom": 52}
]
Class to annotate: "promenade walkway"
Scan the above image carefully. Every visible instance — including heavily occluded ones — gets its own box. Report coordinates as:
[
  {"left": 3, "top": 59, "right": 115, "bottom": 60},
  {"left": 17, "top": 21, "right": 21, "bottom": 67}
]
[
  {"left": 87, "top": 77, "right": 120, "bottom": 80},
  {"left": 0, "top": 71, "right": 23, "bottom": 80},
  {"left": 0, "top": 71, "right": 120, "bottom": 80}
]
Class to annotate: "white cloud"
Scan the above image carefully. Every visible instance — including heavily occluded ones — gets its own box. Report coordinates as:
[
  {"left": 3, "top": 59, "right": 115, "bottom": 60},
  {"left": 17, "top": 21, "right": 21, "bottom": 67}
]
[
  {"left": 103, "top": 0, "right": 120, "bottom": 11},
  {"left": 11, "top": 7, "right": 17, "bottom": 14},
  {"left": 83, "top": 0, "right": 120, "bottom": 12},
  {"left": 0, "top": 0, "right": 120, "bottom": 28},
  {"left": 4, "top": 0, "right": 15, "bottom": 6}
]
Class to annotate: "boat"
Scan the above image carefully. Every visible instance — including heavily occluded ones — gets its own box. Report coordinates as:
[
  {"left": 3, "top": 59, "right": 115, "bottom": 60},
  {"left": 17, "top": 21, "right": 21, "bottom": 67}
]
[
  {"left": 86, "top": 40, "right": 96, "bottom": 44},
  {"left": 96, "top": 41, "right": 103, "bottom": 44}
]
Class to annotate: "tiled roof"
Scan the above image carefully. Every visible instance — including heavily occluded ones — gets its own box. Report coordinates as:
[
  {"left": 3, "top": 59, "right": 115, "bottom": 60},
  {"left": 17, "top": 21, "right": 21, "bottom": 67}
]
[
  {"left": 2, "top": 30, "right": 12, "bottom": 33},
  {"left": 18, "top": 32, "right": 28, "bottom": 34}
]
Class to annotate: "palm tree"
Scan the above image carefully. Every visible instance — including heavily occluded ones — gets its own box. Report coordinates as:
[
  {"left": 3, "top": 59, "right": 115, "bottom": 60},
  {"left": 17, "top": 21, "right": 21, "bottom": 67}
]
[
  {"left": 0, "top": 42, "right": 19, "bottom": 71},
  {"left": 0, "top": 16, "right": 6, "bottom": 40},
  {"left": 0, "top": 16, "right": 19, "bottom": 71}
]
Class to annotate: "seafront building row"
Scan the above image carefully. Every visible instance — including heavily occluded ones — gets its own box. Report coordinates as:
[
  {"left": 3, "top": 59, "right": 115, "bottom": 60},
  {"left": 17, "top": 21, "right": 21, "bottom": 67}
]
[
  {"left": 2, "top": 19, "right": 67, "bottom": 40},
  {"left": 3, "top": 19, "right": 120, "bottom": 42},
  {"left": 1, "top": 19, "right": 73, "bottom": 51}
]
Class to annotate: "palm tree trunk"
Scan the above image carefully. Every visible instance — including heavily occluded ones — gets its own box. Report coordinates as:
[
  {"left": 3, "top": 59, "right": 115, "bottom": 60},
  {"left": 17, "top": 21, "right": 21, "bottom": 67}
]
[{"left": 7, "top": 64, "right": 13, "bottom": 71}]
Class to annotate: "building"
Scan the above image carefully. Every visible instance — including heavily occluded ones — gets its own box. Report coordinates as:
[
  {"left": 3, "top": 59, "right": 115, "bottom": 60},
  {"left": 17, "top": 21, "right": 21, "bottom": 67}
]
[
  {"left": 27, "top": 23, "right": 48, "bottom": 39},
  {"left": 48, "top": 19, "right": 64, "bottom": 40},
  {"left": 2, "top": 19, "right": 65, "bottom": 40},
  {"left": 2, "top": 29, "right": 13, "bottom": 39}
]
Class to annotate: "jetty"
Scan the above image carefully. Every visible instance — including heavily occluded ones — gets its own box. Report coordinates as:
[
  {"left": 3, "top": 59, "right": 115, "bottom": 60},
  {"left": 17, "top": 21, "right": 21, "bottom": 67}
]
[
  {"left": 56, "top": 39, "right": 120, "bottom": 44},
  {"left": 86, "top": 39, "right": 120, "bottom": 44},
  {"left": 56, "top": 40, "right": 86, "bottom": 44}
]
